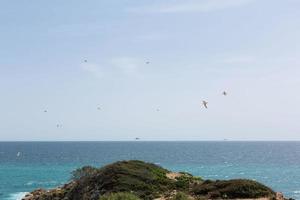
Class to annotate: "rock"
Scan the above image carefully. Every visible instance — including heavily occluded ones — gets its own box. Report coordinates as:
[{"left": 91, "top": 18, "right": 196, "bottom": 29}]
[
  {"left": 276, "top": 192, "right": 284, "bottom": 200},
  {"left": 21, "top": 193, "right": 33, "bottom": 200}
]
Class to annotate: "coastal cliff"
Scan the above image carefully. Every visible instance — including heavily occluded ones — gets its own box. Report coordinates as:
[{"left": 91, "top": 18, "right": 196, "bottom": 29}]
[{"left": 22, "top": 160, "right": 292, "bottom": 200}]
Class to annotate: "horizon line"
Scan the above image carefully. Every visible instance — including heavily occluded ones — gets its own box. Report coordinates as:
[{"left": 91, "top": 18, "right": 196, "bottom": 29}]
[{"left": 1, "top": 140, "right": 300, "bottom": 142}]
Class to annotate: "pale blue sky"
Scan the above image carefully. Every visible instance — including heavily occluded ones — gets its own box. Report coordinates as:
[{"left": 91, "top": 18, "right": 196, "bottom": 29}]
[{"left": 1, "top": 0, "right": 300, "bottom": 141}]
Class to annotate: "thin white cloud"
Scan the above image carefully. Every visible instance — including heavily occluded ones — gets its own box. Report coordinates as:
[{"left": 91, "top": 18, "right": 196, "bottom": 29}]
[
  {"left": 221, "top": 55, "right": 256, "bottom": 64},
  {"left": 135, "top": 33, "right": 167, "bottom": 41},
  {"left": 110, "top": 57, "right": 141, "bottom": 72},
  {"left": 81, "top": 63, "right": 103, "bottom": 78},
  {"left": 49, "top": 23, "right": 103, "bottom": 37},
  {"left": 80, "top": 57, "right": 143, "bottom": 78},
  {"left": 220, "top": 55, "right": 300, "bottom": 66},
  {"left": 130, "top": 0, "right": 254, "bottom": 14}
]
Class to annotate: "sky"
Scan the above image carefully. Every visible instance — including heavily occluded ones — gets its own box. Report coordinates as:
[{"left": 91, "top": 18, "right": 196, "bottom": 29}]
[{"left": 0, "top": 0, "right": 300, "bottom": 141}]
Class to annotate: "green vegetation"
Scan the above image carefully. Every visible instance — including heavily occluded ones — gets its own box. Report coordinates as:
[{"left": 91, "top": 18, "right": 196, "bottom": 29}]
[
  {"left": 68, "top": 160, "right": 174, "bottom": 200},
  {"left": 70, "top": 166, "right": 98, "bottom": 181},
  {"left": 192, "top": 179, "right": 275, "bottom": 199},
  {"left": 27, "top": 160, "right": 280, "bottom": 200},
  {"left": 171, "top": 192, "right": 190, "bottom": 200},
  {"left": 99, "top": 192, "right": 141, "bottom": 200},
  {"left": 175, "top": 172, "right": 203, "bottom": 190}
]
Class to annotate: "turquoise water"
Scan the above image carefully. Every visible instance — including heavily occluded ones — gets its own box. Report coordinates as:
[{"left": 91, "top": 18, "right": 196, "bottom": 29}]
[{"left": 1, "top": 142, "right": 300, "bottom": 199}]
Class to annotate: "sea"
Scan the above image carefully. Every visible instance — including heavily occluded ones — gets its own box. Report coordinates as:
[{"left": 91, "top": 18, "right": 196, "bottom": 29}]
[{"left": 0, "top": 141, "right": 300, "bottom": 200}]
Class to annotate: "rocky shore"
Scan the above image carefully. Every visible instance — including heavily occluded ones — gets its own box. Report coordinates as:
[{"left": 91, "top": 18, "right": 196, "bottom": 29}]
[{"left": 22, "top": 160, "right": 293, "bottom": 200}]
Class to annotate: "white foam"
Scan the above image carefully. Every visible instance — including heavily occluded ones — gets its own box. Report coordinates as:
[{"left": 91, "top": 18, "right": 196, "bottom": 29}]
[
  {"left": 7, "top": 192, "right": 28, "bottom": 200},
  {"left": 294, "top": 190, "right": 300, "bottom": 194},
  {"left": 25, "top": 180, "right": 57, "bottom": 186}
]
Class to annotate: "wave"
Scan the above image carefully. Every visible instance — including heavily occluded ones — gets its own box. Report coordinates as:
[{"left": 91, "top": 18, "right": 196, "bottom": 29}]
[
  {"left": 25, "top": 180, "right": 57, "bottom": 186},
  {"left": 6, "top": 192, "right": 28, "bottom": 200}
]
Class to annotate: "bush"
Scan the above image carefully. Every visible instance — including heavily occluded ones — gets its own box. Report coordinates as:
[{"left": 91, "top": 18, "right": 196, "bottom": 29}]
[
  {"left": 172, "top": 192, "right": 190, "bottom": 200},
  {"left": 192, "top": 179, "right": 275, "bottom": 199},
  {"left": 26, "top": 160, "right": 280, "bottom": 200},
  {"left": 70, "top": 166, "right": 98, "bottom": 181},
  {"left": 67, "top": 160, "right": 173, "bottom": 200},
  {"left": 175, "top": 172, "right": 203, "bottom": 190},
  {"left": 99, "top": 192, "right": 141, "bottom": 200}
]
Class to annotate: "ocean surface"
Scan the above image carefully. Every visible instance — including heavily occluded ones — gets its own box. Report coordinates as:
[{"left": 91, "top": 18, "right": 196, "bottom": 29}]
[{"left": 0, "top": 142, "right": 300, "bottom": 200}]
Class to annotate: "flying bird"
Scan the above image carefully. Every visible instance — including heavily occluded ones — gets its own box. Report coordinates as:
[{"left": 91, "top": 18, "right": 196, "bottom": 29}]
[
  {"left": 146, "top": 61, "right": 150, "bottom": 64},
  {"left": 223, "top": 91, "right": 227, "bottom": 96},
  {"left": 84, "top": 60, "right": 88, "bottom": 63},
  {"left": 97, "top": 107, "right": 101, "bottom": 110},
  {"left": 202, "top": 101, "right": 208, "bottom": 109},
  {"left": 44, "top": 110, "right": 47, "bottom": 113}
]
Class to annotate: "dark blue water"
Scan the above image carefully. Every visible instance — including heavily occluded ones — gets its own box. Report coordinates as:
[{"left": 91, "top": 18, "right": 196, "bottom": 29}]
[{"left": 1, "top": 142, "right": 300, "bottom": 199}]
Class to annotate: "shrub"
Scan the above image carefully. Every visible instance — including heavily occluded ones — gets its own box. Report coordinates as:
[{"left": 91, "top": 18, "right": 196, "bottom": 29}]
[
  {"left": 26, "top": 160, "right": 281, "bottom": 200},
  {"left": 99, "top": 192, "right": 141, "bottom": 200},
  {"left": 175, "top": 172, "right": 203, "bottom": 190},
  {"left": 70, "top": 166, "right": 98, "bottom": 181},
  {"left": 192, "top": 179, "right": 275, "bottom": 199},
  {"left": 172, "top": 192, "right": 190, "bottom": 200},
  {"left": 67, "top": 160, "right": 173, "bottom": 200}
]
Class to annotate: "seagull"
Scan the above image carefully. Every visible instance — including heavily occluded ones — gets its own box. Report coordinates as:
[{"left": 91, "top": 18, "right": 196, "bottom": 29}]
[
  {"left": 223, "top": 91, "right": 227, "bottom": 96},
  {"left": 56, "top": 124, "right": 62, "bottom": 128},
  {"left": 202, "top": 101, "right": 208, "bottom": 109},
  {"left": 84, "top": 60, "right": 88, "bottom": 63},
  {"left": 44, "top": 110, "right": 47, "bottom": 113},
  {"left": 97, "top": 107, "right": 101, "bottom": 110},
  {"left": 156, "top": 108, "right": 160, "bottom": 112},
  {"left": 146, "top": 61, "right": 150, "bottom": 64}
]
